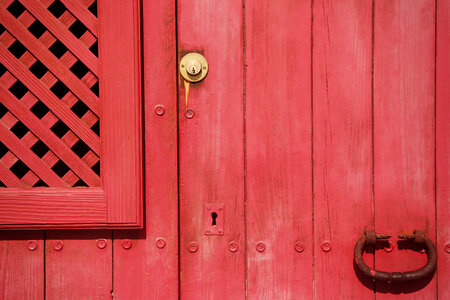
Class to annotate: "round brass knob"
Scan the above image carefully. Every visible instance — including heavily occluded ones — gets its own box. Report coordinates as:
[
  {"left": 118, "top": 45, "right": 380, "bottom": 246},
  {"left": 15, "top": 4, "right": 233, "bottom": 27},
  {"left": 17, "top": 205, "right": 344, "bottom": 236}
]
[{"left": 179, "top": 53, "right": 208, "bottom": 83}]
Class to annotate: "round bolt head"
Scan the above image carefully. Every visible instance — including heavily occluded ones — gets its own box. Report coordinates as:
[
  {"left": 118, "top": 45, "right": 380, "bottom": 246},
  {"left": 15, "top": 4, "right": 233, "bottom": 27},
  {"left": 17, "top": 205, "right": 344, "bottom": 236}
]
[
  {"left": 96, "top": 239, "right": 107, "bottom": 249},
  {"left": 294, "top": 241, "right": 305, "bottom": 253},
  {"left": 321, "top": 241, "right": 331, "bottom": 252},
  {"left": 156, "top": 238, "right": 166, "bottom": 249},
  {"left": 121, "top": 239, "right": 132, "bottom": 250},
  {"left": 154, "top": 105, "right": 165, "bottom": 116},
  {"left": 188, "top": 241, "right": 199, "bottom": 253},
  {"left": 185, "top": 109, "right": 195, "bottom": 119},
  {"left": 228, "top": 241, "right": 239, "bottom": 253},
  {"left": 445, "top": 243, "right": 450, "bottom": 254},
  {"left": 256, "top": 242, "right": 266, "bottom": 252},
  {"left": 383, "top": 241, "right": 394, "bottom": 253},
  {"left": 27, "top": 240, "right": 38, "bottom": 251},
  {"left": 52, "top": 241, "right": 63, "bottom": 251}
]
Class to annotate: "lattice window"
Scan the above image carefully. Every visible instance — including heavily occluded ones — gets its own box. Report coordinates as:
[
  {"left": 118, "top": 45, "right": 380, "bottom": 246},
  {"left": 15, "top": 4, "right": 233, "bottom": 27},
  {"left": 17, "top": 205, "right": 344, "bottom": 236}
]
[
  {"left": 0, "top": 0, "right": 99, "bottom": 187},
  {"left": 0, "top": 0, "right": 142, "bottom": 229}
]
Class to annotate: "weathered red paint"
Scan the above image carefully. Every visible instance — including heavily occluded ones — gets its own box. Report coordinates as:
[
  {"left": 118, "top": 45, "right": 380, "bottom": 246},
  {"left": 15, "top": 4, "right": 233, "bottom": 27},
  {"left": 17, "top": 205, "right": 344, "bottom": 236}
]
[{"left": 0, "top": 0, "right": 448, "bottom": 298}]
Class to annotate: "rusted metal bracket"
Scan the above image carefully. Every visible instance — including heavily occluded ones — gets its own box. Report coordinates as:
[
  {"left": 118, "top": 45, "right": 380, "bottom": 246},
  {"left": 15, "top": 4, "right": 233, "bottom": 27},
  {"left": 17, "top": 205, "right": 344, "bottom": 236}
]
[{"left": 354, "top": 230, "right": 437, "bottom": 282}]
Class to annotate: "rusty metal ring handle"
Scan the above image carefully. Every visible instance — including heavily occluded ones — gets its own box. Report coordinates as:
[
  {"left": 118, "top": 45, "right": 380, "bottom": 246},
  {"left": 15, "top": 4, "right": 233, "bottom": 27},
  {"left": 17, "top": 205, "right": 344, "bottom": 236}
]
[{"left": 354, "top": 230, "right": 437, "bottom": 282}]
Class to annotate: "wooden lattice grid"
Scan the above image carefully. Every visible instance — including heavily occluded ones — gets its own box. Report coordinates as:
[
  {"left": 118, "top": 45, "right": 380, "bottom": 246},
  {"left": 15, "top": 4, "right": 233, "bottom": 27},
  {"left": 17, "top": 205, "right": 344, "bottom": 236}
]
[{"left": 0, "top": 0, "right": 101, "bottom": 187}]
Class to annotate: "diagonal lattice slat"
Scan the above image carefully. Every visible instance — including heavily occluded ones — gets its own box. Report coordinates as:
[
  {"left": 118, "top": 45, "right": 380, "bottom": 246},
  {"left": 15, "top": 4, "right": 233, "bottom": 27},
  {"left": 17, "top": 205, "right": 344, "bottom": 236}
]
[{"left": 0, "top": 0, "right": 100, "bottom": 187}]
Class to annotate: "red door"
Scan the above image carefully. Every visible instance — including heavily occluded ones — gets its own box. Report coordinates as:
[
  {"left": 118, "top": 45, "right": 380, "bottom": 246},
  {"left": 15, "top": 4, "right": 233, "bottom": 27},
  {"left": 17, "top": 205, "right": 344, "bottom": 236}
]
[{"left": 0, "top": 0, "right": 449, "bottom": 299}]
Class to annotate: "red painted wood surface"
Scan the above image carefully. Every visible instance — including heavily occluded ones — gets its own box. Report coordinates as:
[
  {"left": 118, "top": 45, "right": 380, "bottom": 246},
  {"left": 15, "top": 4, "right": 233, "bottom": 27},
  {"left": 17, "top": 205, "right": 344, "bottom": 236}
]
[
  {"left": 45, "top": 230, "right": 112, "bottom": 299},
  {"left": 0, "top": 231, "right": 43, "bottom": 299},
  {"left": 113, "top": 0, "right": 179, "bottom": 298},
  {"left": 436, "top": 0, "right": 449, "bottom": 296},
  {"left": 178, "top": 0, "right": 246, "bottom": 298},
  {"left": 313, "top": 0, "right": 374, "bottom": 298},
  {"left": 374, "top": 0, "right": 436, "bottom": 297},
  {"left": 0, "top": 0, "right": 448, "bottom": 298},
  {"left": 0, "top": 0, "right": 143, "bottom": 229},
  {"left": 245, "top": 0, "right": 312, "bottom": 298}
]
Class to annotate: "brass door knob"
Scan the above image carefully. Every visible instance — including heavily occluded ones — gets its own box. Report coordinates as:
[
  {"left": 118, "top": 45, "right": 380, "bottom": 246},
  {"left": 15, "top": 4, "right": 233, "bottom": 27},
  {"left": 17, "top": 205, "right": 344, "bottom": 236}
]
[{"left": 180, "top": 53, "right": 208, "bottom": 82}]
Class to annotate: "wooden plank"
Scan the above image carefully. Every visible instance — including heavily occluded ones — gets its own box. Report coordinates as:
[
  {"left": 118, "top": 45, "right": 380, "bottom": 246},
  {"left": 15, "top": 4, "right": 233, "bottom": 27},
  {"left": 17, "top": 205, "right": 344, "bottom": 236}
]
[
  {"left": 374, "top": 0, "right": 436, "bottom": 297},
  {"left": 112, "top": 0, "right": 179, "bottom": 298},
  {"left": 0, "top": 4, "right": 100, "bottom": 115},
  {"left": 436, "top": 0, "right": 449, "bottom": 297},
  {"left": 313, "top": 0, "right": 374, "bottom": 298},
  {"left": 0, "top": 231, "right": 44, "bottom": 300},
  {"left": 45, "top": 230, "right": 112, "bottom": 299},
  {"left": 0, "top": 44, "right": 100, "bottom": 156},
  {"left": 0, "top": 84, "right": 101, "bottom": 186},
  {"left": 20, "top": 0, "right": 98, "bottom": 75},
  {"left": 60, "top": 0, "right": 98, "bottom": 37},
  {"left": 0, "top": 160, "right": 25, "bottom": 186},
  {"left": 245, "top": 0, "right": 312, "bottom": 298},
  {"left": 178, "top": 0, "right": 245, "bottom": 298},
  {"left": 99, "top": 0, "right": 142, "bottom": 225},
  {"left": 0, "top": 121, "right": 67, "bottom": 186},
  {"left": 0, "top": 188, "right": 107, "bottom": 226}
]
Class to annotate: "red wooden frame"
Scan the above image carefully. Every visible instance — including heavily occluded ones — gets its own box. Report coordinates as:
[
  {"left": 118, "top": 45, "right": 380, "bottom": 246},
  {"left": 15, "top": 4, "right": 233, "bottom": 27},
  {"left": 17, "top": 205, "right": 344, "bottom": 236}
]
[{"left": 0, "top": 0, "right": 142, "bottom": 229}]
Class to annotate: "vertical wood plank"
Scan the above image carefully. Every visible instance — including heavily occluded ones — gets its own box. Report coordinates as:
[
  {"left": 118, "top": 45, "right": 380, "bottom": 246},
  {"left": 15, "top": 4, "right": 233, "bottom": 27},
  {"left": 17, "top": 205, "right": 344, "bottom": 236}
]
[
  {"left": 313, "top": 0, "right": 374, "bottom": 298},
  {"left": 113, "top": 0, "right": 179, "bottom": 298},
  {"left": 99, "top": 0, "right": 143, "bottom": 226},
  {"left": 45, "top": 231, "right": 112, "bottom": 299},
  {"left": 436, "top": 0, "right": 449, "bottom": 297},
  {"left": 374, "top": 0, "right": 436, "bottom": 297},
  {"left": 245, "top": 0, "right": 312, "bottom": 298},
  {"left": 0, "top": 231, "right": 44, "bottom": 299},
  {"left": 178, "top": 0, "right": 246, "bottom": 298}
]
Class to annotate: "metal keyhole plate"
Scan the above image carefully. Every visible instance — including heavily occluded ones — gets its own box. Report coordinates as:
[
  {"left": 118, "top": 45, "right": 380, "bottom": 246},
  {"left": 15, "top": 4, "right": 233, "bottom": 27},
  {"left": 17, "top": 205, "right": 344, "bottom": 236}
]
[{"left": 180, "top": 53, "right": 208, "bottom": 83}]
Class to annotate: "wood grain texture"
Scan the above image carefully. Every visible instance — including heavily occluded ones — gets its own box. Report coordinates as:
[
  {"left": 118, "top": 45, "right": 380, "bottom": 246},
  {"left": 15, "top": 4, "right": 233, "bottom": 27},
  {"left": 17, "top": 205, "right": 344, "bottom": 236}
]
[
  {"left": 436, "top": 0, "right": 449, "bottom": 297},
  {"left": 99, "top": 0, "right": 143, "bottom": 226},
  {"left": 0, "top": 44, "right": 101, "bottom": 156},
  {"left": 178, "top": 0, "right": 246, "bottom": 298},
  {"left": 0, "top": 3, "right": 100, "bottom": 115},
  {"left": 245, "top": 0, "right": 312, "bottom": 298},
  {"left": 20, "top": 0, "right": 98, "bottom": 75},
  {"left": 60, "top": 0, "right": 98, "bottom": 37},
  {"left": 313, "top": 0, "right": 374, "bottom": 298},
  {"left": 45, "top": 230, "right": 112, "bottom": 299},
  {"left": 0, "top": 231, "right": 44, "bottom": 299},
  {"left": 0, "top": 84, "right": 101, "bottom": 186},
  {"left": 374, "top": 0, "right": 436, "bottom": 297},
  {"left": 113, "top": 0, "right": 179, "bottom": 298}
]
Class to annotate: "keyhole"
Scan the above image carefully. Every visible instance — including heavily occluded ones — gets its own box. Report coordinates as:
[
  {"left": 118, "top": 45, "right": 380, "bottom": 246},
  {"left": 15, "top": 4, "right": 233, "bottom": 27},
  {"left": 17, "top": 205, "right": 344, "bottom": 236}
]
[{"left": 211, "top": 212, "right": 218, "bottom": 226}]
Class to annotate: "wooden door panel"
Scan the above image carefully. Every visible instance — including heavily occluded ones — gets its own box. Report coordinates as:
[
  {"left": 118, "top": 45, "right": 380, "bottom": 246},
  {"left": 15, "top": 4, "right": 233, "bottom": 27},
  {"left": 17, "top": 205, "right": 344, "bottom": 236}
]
[
  {"left": 245, "top": 0, "right": 313, "bottom": 298},
  {"left": 313, "top": 0, "right": 374, "bottom": 298},
  {"left": 0, "top": 0, "right": 142, "bottom": 229},
  {"left": 0, "top": 231, "right": 44, "bottom": 300},
  {"left": 178, "top": 0, "right": 246, "bottom": 298},
  {"left": 113, "top": 0, "right": 179, "bottom": 298},
  {"left": 436, "top": 0, "right": 449, "bottom": 297},
  {"left": 374, "top": 0, "right": 436, "bottom": 297}
]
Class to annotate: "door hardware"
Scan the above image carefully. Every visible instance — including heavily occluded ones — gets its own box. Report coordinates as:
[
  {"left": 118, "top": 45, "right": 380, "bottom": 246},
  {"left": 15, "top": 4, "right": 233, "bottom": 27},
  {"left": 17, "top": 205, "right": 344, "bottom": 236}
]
[
  {"left": 354, "top": 230, "right": 437, "bottom": 282},
  {"left": 179, "top": 53, "right": 208, "bottom": 107}
]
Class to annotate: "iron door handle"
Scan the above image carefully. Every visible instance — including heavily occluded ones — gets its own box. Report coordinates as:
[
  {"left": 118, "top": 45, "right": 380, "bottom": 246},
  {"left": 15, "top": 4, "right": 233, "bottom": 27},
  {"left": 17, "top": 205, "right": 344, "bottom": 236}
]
[{"left": 354, "top": 230, "right": 437, "bottom": 282}]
